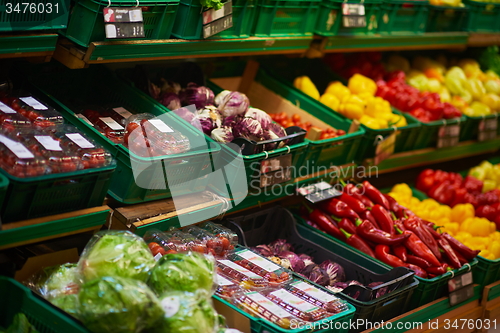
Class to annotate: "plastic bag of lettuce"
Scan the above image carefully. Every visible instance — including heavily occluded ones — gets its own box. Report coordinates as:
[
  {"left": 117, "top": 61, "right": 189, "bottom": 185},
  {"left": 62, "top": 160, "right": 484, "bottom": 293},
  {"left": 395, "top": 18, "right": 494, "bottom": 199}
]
[{"left": 24, "top": 230, "right": 226, "bottom": 333}]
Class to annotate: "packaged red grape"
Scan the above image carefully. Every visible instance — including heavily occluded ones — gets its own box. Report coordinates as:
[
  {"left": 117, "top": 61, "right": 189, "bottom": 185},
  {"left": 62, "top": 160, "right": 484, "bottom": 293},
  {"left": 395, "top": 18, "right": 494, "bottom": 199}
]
[
  {"left": 200, "top": 221, "right": 238, "bottom": 247},
  {"left": 8, "top": 95, "right": 64, "bottom": 128},
  {"left": 0, "top": 133, "right": 47, "bottom": 178},
  {"left": 184, "top": 225, "right": 232, "bottom": 257},
  {"left": 229, "top": 248, "right": 292, "bottom": 287},
  {"left": 263, "top": 288, "right": 330, "bottom": 322},
  {"left": 0, "top": 101, "right": 31, "bottom": 132},
  {"left": 215, "top": 273, "right": 243, "bottom": 299},
  {"left": 286, "top": 280, "right": 349, "bottom": 314},
  {"left": 216, "top": 259, "right": 268, "bottom": 290}
]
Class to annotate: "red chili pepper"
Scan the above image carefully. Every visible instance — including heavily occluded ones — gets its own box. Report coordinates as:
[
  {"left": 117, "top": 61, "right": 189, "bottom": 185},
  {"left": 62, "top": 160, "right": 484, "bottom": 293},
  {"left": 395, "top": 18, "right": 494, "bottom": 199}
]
[
  {"left": 375, "top": 245, "right": 405, "bottom": 267},
  {"left": 416, "top": 169, "right": 435, "bottom": 193},
  {"left": 407, "top": 255, "right": 430, "bottom": 268},
  {"left": 340, "top": 229, "right": 375, "bottom": 257},
  {"left": 438, "top": 238, "right": 463, "bottom": 269},
  {"left": 359, "top": 210, "right": 380, "bottom": 229},
  {"left": 406, "top": 263, "right": 428, "bottom": 278},
  {"left": 384, "top": 194, "right": 405, "bottom": 217},
  {"left": 344, "top": 183, "right": 374, "bottom": 208},
  {"left": 356, "top": 220, "right": 410, "bottom": 245},
  {"left": 362, "top": 181, "right": 390, "bottom": 210},
  {"left": 403, "top": 230, "right": 442, "bottom": 267},
  {"left": 339, "top": 192, "right": 366, "bottom": 214},
  {"left": 454, "top": 250, "right": 469, "bottom": 266},
  {"left": 337, "top": 217, "right": 357, "bottom": 235},
  {"left": 393, "top": 245, "right": 407, "bottom": 262},
  {"left": 442, "top": 233, "right": 480, "bottom": 261},
  {"left": 426, "top": 265, "right": 446, "bottom": 276},
  {"left": 309, "top": 208, "right": 346, "bottom": 241},
  {"left": 394, "top": 219, "right": 407, "bottom": 233},
  {"left": 371, "top": 205, "right": 395, "bottom": 235},
  {"left": 422, "top": 220, "right": 442, "bottom": 240},
  {"left": 321, "top": 199, "right": 360, "bottom": 221},
  {"left": 404, "top": 216, "right": 442, "bottom": 261}
]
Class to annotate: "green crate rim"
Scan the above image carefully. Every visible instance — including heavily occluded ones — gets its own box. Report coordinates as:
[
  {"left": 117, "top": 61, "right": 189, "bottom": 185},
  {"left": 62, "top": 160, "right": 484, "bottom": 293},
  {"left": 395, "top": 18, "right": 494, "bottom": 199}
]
[
  {"left": 85, "top": 0, "right": 179, "bottom": 5},
  {"left": 463, "top": 0, "right": 500, "bottom": 7}
]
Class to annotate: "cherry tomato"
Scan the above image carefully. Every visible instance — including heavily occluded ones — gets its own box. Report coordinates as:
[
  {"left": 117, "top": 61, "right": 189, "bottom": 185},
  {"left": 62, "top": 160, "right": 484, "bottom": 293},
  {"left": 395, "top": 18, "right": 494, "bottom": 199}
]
[
  {"left": 220, "top": 237, "right": 230, "bottom": 249},
  {"left": 292, "top": 114, "right": 300, "bottom": 122}
]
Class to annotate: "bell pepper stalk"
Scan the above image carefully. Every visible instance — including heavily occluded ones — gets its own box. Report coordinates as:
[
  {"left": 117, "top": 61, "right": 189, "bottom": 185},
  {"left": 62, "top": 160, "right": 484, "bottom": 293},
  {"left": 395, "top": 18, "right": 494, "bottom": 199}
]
[
  {"left": 405, "top": 263, "right": 428, "bottom": 278},
  {"left": 441, "top": 233, "right": 480, "bottom": 261},
  {"left": 375, "top": 244, "right": 405, "bottom": 267},
  {"left": 362, "top": 181, "right": 390, "bottom": 210},
  {"left": 304, "top": 204, "right": 347, "bottom": 242},
  {"left": 393, "top": 245, "right": 408, "bottom": 262},
  {"left": 356, "top": 220, "right": 410, "bottom": 245},
  {"left": 340, "top": 229, "right": 375, "bottom": 257},
  {"left": 403, "top": 230, "right": 442, "bottom": 267},
  {"left": 359, "top": 210, "right": 380, "bottom": 229},
  {"left": 404, "top": 216, "right": 442, "bottom": 261},
  {"left": 407, "top": 255, "right": 430, "bottom": 268},
  {"left": 371, "top": 204, "right": 395, "bottom": 235},
  {"left": 339, "top": 192, "right": 366, "bottom": 214},
  {"left": 321, "top": 198, "right": 360, "bottom": 220},
  {"left": 342, "top": 182, "right": 374, "bottom": 208}
]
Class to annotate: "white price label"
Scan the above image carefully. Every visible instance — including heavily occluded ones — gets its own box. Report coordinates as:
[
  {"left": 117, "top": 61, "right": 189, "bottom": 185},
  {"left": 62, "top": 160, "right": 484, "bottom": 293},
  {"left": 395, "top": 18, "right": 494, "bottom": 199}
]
[
  {"left": 100, "top": 117, "right": 124, "bottom": 130},
  {"left": 0, "top": 135, "right": 34, "bottom": 159},
  {"left": 246, "top": 292, "right": 291, "bottom": 317},
  {"left": 0, "top": 101, "right": 17, "bottom": 114},
  {"left": 149, "top": 119, "right": 174, "bottom": 133},
  {"left": 217, "top": 274, "right": 235, "bottom": 286},
  {"left": 20, "top": 97, "right": 48, "bottom": 110},
  {"left": 113, "top": 107, "right": 133, "bottom": 119},
  {"left": 65, "top": 133, "right": 95, "bottom": 149},
  {"left": 270, "top": 289, "right": 319, "bottom": 312},
  {"left": 76, "top": 114, "right": 94, "bottom": 126},
  {"left": 217, "top": 260, "right": 262, "bottom": 279},
  {"left": 237, "top": 249, "right": 282, "bottom": 273},
  {"left": 35, "top": 135, "right": 63, "bottom": 151},
  {"left": 129, "top": 8, "right": 143, "bottom": 22},
  {"left": 160, "top": 296, "right": 180, "bottom": 318},
  {"left": 291, "top": 281, "right": 338, "bottom": 303},
  {"left": 154, "top": 253, "right": 163, "bottom": 262}
]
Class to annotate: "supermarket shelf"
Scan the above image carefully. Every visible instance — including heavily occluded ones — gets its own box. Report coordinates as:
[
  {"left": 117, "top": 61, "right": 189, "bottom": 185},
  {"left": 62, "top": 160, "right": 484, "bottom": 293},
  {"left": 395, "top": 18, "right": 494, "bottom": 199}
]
[
  {"left": 0, "top": 33, "right": 58, "bottom": 59},
  {"left": 365, "top": 137, "right": 500, "bottom": 174},
  {"left": 468, "top": 33, "right": 500, "bottom": 47}
]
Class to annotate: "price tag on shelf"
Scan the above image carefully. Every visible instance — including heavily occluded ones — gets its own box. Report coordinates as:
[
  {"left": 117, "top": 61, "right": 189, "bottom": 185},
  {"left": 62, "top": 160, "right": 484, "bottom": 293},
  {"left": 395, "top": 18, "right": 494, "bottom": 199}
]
[
  {"left": 103, "top": 7, "right": 145, "bottom": 39},
  {"left": 478, "top": 117, "right": 498, "bottom": 142},
  {"left": 259, "top": 154, "right": 292, "bottom": 188},
  {"left": 373, "top": 132, "right": 396, "bottom": 165},
  {"left": 66, "top": 133, "right": 95, "bottom": 149},
  {"left": 202, "top": 1, "right": 233, "bottom": 38},
  {"left": 76, "top": 114, "right": 94, "bottom": 126},
  {"left": 297, "top": 181, "right": 342, "bottom": 204},
  {"left": 437, "top": 124, "right": 460, "bottom": 149},
  {"left": 448, "top": 271, "right": 473, "bottom": 293},
  {"left": 342, "top": 3, "right": 366, "bottom": 28},
  {"left": 113, "top": 107, "right": 133, "bottom": 119},
  {"left": 100, "top": 117, "right": 124, "bottom": 131},
  {"left": 449, "top": 284, "right": 474, "bottom": 307}
]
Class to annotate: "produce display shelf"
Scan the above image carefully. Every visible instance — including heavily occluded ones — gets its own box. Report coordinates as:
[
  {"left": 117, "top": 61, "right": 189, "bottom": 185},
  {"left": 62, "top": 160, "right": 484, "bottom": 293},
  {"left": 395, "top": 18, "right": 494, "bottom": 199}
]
[
  {"left": 0, "top": 33, "right": 58, "bottom": 58},
  {"left": 468, "top": 32, "right": 500, "bottom": 46},
  {"left": 0, "top": 206, "right": 110, "bottom": 251},
  {"left": 364, "top": 137, "right": 500, "bottom": 174}
]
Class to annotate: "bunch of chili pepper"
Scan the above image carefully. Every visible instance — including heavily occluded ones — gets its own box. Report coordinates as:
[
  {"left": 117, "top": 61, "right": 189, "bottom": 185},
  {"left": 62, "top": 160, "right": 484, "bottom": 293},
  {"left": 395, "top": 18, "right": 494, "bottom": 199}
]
[
  {"left": 416, "top": 168, "right": 500, "bottom": 227},
  {"left": 302, "top": 180, "right": 480, "bottom": 280}
]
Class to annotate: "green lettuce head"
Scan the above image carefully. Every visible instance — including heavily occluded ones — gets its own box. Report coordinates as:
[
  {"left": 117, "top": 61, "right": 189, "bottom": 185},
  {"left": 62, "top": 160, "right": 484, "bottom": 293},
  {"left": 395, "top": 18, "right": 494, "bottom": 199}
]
[
  {"left": 79, "top": 276, "right": 164, "bottom": 333},
  {"left": 78, "top": 231, "right": 156, "bottom": 282},
  {"left": 148, "top": 252, "right": 215, "bottom": 295}
]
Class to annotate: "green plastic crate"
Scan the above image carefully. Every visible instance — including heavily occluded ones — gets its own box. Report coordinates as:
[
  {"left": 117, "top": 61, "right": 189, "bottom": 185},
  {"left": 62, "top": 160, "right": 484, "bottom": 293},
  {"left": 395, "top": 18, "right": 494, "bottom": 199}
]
[
  {"left": 0, "top": 0, "right": 70, "bottom": 31},
  {"left": 378, "top": 0, "right": 429, "bottom": 35},
  {"left": 172, "top": 0, "right": 257, "bottom": 39},
  {"left": 27, "top": 65, "right": 220, "bottom": 205},
  {"left": 464, "top": 0, "right": 500, "bottom": 32},
  {"left": 0, "top": 276, "right": 89, "bottom": 333},
  {"left": 460, "top": 113, "right": 500, "bottom": 141},
  {"left": 426, "top": 5, "right": 468, "bottom": 32},
  {"left": 315, "top": 0, "right": 382, "bottom": 36},
  {"left": 63, "top": 0, "right": 180, "bottom": 47},
  {"left": 253, "top": 0, "right": 321, "bottom": 37},
  {"left": 0, "top": 172, "right": 8, "bottom": 211},
  {"left": 412, "top": 115, "right": 467, "bottom": 150}
]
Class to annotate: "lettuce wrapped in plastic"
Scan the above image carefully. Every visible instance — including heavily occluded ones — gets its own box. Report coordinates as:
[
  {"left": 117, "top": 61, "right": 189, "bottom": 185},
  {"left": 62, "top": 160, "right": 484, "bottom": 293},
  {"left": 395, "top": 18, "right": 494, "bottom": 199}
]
[
  {"left": 148, "top": 252, "right": 216, "bottom": 295},
  {"left": 78, "top": 231, "right": 156, "bottom": 283},
  {"left": 147, "top": 291, "right": 219, "bottom": 333},
  {"left": 79, "top": 276, "right": 164, "bottom": 333}
]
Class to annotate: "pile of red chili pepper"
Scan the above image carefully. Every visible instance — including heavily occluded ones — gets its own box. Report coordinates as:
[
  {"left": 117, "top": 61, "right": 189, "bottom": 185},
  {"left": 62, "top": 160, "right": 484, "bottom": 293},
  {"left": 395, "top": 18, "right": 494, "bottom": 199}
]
[
  {"left": 416, "top": 169, "right": 500, "bottom": 226},
  {"left": 302, "top": 180, "right": 480, "bottom": 279}
]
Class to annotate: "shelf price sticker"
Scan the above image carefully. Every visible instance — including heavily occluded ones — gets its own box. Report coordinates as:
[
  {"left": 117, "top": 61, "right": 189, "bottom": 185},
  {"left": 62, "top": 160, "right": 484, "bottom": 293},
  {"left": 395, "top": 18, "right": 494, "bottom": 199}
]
[
  {"left": 342, "top": 3, "right": 366, "bottom": 28},
  {"left": 297, "top": 181, "right": 342, "bottom": 204},
  {"left": 259, "top": 154, "right": 292, "bottom": 188},
  {"left": 202, "top": 0, "right": 233, "bottom": 38},
  {"left": 103, "top": 7, "right": 145, "bottom": 39},
  {"left": 437, "top": 124, "right": 460, "bottom": 149},
  {"left": 478, "top": 117, "right": 498, "bottom": 142},
  {"left": 448, "top": 271, "right": 474, "bottom": 307},
  {"left": 373, "top": 132, "right": 396, "bottom": 165}
]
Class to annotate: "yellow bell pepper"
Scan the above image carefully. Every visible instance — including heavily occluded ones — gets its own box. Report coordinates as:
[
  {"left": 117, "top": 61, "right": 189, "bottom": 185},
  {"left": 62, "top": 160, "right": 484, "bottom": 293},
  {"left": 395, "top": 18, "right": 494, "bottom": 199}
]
[
  {"left": 490, "top": 241, "right": 500, "bottom": 259},
  {"left": 294, "top": 76, "right": 320, "bottom": 100},
  {"left": 450, "top": 203, "right": 475, "bottom": 224},
  {"left": 391, "top": 183, "right": 413, "bottom": 197},
  {"left": 338, "top": 95, "right": 366, "bottom": 120},
  {"left": 359, "top": 115, "right": 381, "bottom": 129},
  {"left": 319, "top": 93, "right": 340, "bottom": 111},
  {"left": 348, "top": 74, "right": 377, "bottom": 96},
  {"left": 325, "top": 82, "right": 351, "bottom": 101}
]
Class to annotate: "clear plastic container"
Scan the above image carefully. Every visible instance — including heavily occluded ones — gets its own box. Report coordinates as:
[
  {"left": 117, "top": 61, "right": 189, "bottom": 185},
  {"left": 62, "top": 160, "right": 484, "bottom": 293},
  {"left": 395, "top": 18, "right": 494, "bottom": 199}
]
[
  {"left": 286, "top": 280, "right": 349, "bottom": 315},
  {"left": 215, "top": 273, "right": 243, "bottom": 299},
  {"left": 143, "top": 229, "right": 177, "bottom": 255},
  {"left": 200, "top": 221, "right": 238, "bottom": 247},
  {"left": 124, "top": 113, "right": 190, "bottom": 157},
  {"left": 232, "top": 291, "right": 302, "bottom": 329},
  {"left": 166, "top": 229, "right": 207, "bottom": 253},
  {"left": 81, "top": 107, "right": 125, "bottom": 144},
  {"left": 263, "top": 288, "right": 330, "bottom": 322},
  {"left": 106, "top": 106, "right": 134, "bottom": 126},
  {"left": 216, "top": 259, "right": 269, "bottom": 290},
  {"left": 184, "top": 225, "right": 233, "bottom": 258},
  {"left": 9, "top": 96, "right": 64, "bottom": 128},
  {"left": 0, "top": 100, "right": 31, "bottom": 132},
  {"left": 230, "top": 248, "right": 292, "bottom": 287},
  {"left": 0, "top": 133, "right": 47, "bottom": 178}
]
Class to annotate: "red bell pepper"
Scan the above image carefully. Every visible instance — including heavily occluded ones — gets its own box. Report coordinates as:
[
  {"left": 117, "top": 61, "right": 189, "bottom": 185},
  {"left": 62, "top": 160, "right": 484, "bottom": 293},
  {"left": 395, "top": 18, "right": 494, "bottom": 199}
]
[
  {"left": 477, "top": 190, "right": 500, "bottom": 206},
  {"left": 463, "top": 175, "right": 483, "bottom": 195},
  {"left": 407, "top": 255, "right": 430, "bottom": 268},
  {"left": 448, "top": 173, "right": 463, "bottom": 188},
  {"left": 341, "top": 229, "right": 375, "bottom": 257},
  {"left": 406, "top": 263, "right": 428, "bottom": 278},
  {"left": 321, "top": 199, "right": 360, "bottom": 221},
  {"left": 339, "top": 192, "right": 366, "bottom": 214},
  {"left": 464, "top": 193, "right": 479, "bottom": 208},
  {"left": 371, "top": 204, "right": 395, "bottom": 235},
  {"left": 476, "top": 205, "right": 497, "bottom": 221},
  {"left": 308, "top": 206, "right": 347, "bottom": 242},
  {"left": 360, "top": 210, "right": 380, "bottom": 229},
  {"left": 428, "top": 180, "right": 455, "bottom": 206},
  {"left": 356, "top": 220, "right": 410, "bottom": 245},
  {"left": 403, "top": 230, "right": 442, "bottom": 267},
  {"left": 404, "top": 216, "right": 442, "bottom": 261},
  {"left": 362, "top": 181, "right": 390, "bottom": 210},
  {"left": 393, "top": 245, "right": 408, "bottom": 262},
  {"left": 416, "top": 169, "right": 436, "bottom": 193},
  {"left": 441, "top": 233, "right": 480, "bottom": 261},
  {"left": 450, "top": 188, "right": 467, "bottom": 207},
  {"left": 375, "top": 245, "right": 405, "bottom": 267}
]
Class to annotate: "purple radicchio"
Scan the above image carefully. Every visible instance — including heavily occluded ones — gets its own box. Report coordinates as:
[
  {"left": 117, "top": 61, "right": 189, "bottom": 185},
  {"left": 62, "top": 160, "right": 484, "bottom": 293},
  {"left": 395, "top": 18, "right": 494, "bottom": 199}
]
[
  {"left": 211, "top": 127, "right": 234, "bottom": 143},
  {"left": 298, "top": 254, "right": 315, "bottom": 268},
  {"left": 368, "top": 281, "right": 388, "bottom": 299},
  {"left": 159, "top": 78, "right": 181, "bottom": 94},
  {"left": 179, "top": 83, "right": 215, "bottom": 109},
  {"left": 191, "top": 105, "right": 222, "bottom": 135},
  {"left": 245, "top": 108, "right": 272, "bottom": 130},
  {"left": 326, "top": 282, "right": 349, "bottom": 293},
  {"left": 158, "top": 92, "right": 181, "bottom": 110},
  {"left": 302, "top": 264, "right": 330, "bottom": 287},
  {"left": 216, "top": 91, "right": 250, "bottom": 118},
  {"left": 232, "top": 117, "right": 263, "bottom": 141},
  {"left": 268, "top": 239, "right": 293, "bottom": 255},
  {"left": 319, "top": 260, "right": 345, "bottom": 286},
  {"left": 278, "top": 251, "right": 305, "bottom": 273},
  {"left": 222, "top": 115, "right": 243, "bottom": 128},
  {"left": 252, "top": 244, "right": 274, "bottom": 257}
]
